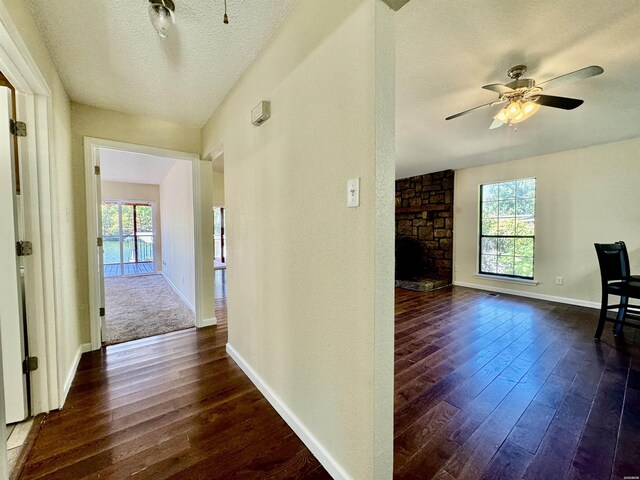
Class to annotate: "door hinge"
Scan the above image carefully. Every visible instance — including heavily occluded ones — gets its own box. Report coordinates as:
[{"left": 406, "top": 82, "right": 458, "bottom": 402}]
[
  {"left": 22, "top": 356, "right": 38, "bottom": 374},
  {"left": 97, "top": 237, "right": 103, "bottom": 247},
  {"left": 94, "top": 165, "right": 100, "bottom": 175},
  {"left": 99, "top": 307, "right": 105, "bottom": 317},
  {"left": 10, "top": 119, "right": 27, "bottom": 137},
  {"left": 16, "top": 240, "right": 33, "bottom": 256}
]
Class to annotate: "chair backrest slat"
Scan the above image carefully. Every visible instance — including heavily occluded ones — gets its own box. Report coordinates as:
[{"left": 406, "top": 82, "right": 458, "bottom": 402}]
[{"left": 594, "top": 242, "right": 630, "bottom": 283}]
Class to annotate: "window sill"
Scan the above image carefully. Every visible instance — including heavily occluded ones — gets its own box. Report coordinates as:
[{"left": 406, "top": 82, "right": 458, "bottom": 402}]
[{"left": 474, "top": 273, "right": 539, "bottom": 286}]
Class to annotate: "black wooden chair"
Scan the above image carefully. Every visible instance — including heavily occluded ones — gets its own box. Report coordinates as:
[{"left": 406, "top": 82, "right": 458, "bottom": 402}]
[{"left": 593, "top": 241, "right": 640, "bottom": 340}]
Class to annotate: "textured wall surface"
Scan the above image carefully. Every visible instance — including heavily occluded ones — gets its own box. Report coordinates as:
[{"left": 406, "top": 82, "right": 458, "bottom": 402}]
[
  {"left": 396, "top": 170, "right": 454, "bottom": 281},
  {"left": 201, "top": 0, "right": 395, "bottom": 478},
  {"left": 454, "top": 137, "right": 640, "bottom": 304},
  {"left": 159, "top": 161, "right": 195, "bottom": 309}
]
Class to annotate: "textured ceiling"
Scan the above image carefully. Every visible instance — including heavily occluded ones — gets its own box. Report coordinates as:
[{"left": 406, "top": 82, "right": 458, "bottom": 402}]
[
  {"left": 26, "top": 1, "right": 640, "bottom": 177},
  {"left": 396, "top": 0, "right": 640, "bottom": 178},
  {"left": 100, "top": 148, "right": 177, "bottom": 185},
  {"left": 27, "top": 0, "right": 296, "bottom": 126}
]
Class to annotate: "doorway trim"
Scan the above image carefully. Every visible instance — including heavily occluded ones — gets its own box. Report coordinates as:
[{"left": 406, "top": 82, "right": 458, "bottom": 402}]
[
  {"left": 0, "top": 3, "right": 61, "bottom": 417},
  {"left": 84, "top": 137, "right": 216, "bottom": 350}
]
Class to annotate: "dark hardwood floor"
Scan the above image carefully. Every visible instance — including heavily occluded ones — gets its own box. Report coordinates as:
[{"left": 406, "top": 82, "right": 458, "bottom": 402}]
[
  {"left": 394, "top": 286, "right": 640, "bottom": 480},
  {"left": 20, "top": 273, "right": 640, "bottom": 479},
  {"left": 20, "top": 271, "right": 330, "bottom": 479}
]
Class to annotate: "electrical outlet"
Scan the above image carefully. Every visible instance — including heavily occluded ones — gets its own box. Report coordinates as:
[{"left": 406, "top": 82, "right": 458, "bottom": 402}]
[{"left": 555, "top": 276, "right": 563, "bottom": 285}]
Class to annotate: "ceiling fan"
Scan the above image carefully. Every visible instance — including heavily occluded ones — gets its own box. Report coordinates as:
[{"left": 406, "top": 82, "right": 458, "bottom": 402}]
[{"left": 445, "top": 64, "right": 604, "bottom": 129}]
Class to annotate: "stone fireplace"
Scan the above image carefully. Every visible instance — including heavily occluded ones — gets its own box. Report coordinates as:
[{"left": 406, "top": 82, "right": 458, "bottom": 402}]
[{"left": 395, "top": 169, "right": 454, "bottom": 291}]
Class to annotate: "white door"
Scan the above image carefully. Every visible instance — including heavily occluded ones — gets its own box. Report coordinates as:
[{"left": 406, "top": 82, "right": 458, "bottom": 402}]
[
  {"left": 0, "top": 314, "right": 9, "bottom": 479},
  {"left": 0, "top": 86, "right": 28, "bottom": 423}
]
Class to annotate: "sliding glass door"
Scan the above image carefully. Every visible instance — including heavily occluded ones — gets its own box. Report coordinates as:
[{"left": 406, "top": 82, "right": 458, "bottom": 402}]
[{"left": 102, "top": 201, "right": 155, "bottom": 277}]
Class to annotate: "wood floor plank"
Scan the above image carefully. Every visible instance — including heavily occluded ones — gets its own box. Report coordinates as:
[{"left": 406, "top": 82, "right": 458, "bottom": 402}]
[
  {"left": 612, "top": 357, "right": 640, "bottom": 480},
  {"left": 394, "top": 401, "right": 460, "bottom": 468},
  {"left": 442, "top": 380, "right": 540, "bottom": 479},
  {"left": 394, "top": 286, "right": 640, "bottom": 480},
  {"left": 22, "top": 282, "right": 640, "bottom": 479},
  {"left": 20, "top": 271, "right": 330, "bottom": 480},
  {"left": 395, "top": 315, "right": 535, "bottom": 431},
  {"left": 568, "top": 350, "right": 630, "bottom": 480},
  {"left": 507, "top": 400, "right": 556, "bottom": 455},
  {"left": 478, "top": 441, "right": 533, "bottom": 480},
  {"left": 522, "top": 374, "right": 608, "bottom": 478}
]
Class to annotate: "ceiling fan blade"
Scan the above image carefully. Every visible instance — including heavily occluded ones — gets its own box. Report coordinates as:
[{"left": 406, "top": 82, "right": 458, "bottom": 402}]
[
  {"left": 535, "top": 94, "right": 584, "bottom": 110},
  {"left": 537, "top": 65, "right": 604, "bottom": 91},
  {"left": 445, "top": 100, "right": 505, "bottom": 121},
  {"left": 482, "top": 83, "right": 515, "bottom": 95}
]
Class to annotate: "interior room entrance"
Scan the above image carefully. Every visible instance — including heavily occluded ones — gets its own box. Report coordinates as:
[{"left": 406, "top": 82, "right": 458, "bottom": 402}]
[{"left": 97, "top": 147, "right": 197, "bottom": 345}]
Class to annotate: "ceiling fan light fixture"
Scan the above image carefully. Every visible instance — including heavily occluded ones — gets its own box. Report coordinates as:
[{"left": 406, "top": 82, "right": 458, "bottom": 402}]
[
  {"left": 148, "top": 0, "right": 175, "bottom": 38},
  {"left": 494, "top": 108, "right": 508, "bottom": 123},
  {"left": 446, "top": 64, "right": 603, "bottom": 129},
  {"left": 495, "top": 99, "right": 541, "bottom": 126},
  {"left": 506, "top": 102, "right": 522, "bottom": 120},
  {"left": 511, "top": 100, "right": 541, "bottom": 124},
  {"left": 522, "top": 101, "right": 540, "bottom": 117}
]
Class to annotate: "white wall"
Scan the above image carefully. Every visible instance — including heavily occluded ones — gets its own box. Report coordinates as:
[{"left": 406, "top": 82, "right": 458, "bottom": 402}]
[
  {"left": 101, "top": 181, "right": 162, "bottom": 272},
  {"left": 454, "top": 136, "right": 640, "bottom": 306},
  {"left": 212, "top": 171, "right": 224, "bottom": 206},
  {"left": 159, "top": 161, "right": 195, "bottom": 311},
  {"left": 201, "top": 0, "right": 395, "bottom": 478}
]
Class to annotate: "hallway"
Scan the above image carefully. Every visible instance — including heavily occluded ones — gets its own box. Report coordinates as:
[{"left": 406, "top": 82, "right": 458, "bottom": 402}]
[{"left": 20, "top": 270, "right": 330, "bottom": 479}]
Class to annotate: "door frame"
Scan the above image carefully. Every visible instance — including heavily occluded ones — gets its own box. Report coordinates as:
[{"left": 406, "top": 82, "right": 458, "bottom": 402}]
[
  {"left": 0, "top": 3, "right": 61, "bottom": 417},
  {"left": 84, "top": 137, "right": 216, "bottom": 350}
]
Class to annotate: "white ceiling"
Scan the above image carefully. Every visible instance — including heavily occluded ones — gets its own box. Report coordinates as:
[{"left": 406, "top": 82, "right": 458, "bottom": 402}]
[
  {"left": 26, "top": 0, "right": 296, "bottom": 127},
  {"left": 396, "top": 0, "right": 640, "bottom": 178},
  {"left": 99, "top": 148, "right": 177, "bottom": 185}
]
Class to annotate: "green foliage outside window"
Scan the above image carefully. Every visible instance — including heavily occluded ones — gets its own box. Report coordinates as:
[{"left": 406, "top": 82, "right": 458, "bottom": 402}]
[
  {"left": 101, "top": 202, "right": 154, "bottom": 265},
  {"left": 102, "top": 203, "right": 153, "bottom": 239},
  {"left": 479, "top": 178, "right": 535, "bottom": 279}
]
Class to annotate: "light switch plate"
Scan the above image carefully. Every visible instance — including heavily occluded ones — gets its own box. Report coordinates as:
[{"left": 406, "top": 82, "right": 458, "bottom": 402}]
[{"left": 347, "top": 178, "right": 360, "bottom": 208}]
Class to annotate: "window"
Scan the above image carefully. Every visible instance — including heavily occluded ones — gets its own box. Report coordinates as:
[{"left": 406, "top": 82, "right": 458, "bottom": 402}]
[{"left": 479, "top": 178, "right": 535, "bottom": 279}]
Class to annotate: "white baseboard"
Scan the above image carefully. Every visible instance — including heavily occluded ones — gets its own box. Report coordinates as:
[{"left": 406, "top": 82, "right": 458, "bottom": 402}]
[
  {"left": 199, "top": 317, "right": 217, "bottom": 327},
  {"left": 60, "top": 342, "right": 91, "bottom": 408},
  {"left": 453, "top": 281, "right": 600, "bottom": 310},
  {"left": 161, "top": 272, "right": 196, "bottom": 313},
  {"left": 226, "top": 343, "right": 351, "bottom": 480}
]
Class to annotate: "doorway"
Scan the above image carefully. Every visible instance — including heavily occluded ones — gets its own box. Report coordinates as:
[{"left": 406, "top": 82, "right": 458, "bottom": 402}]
[
  {"left": 102, "top": 200, "right": 156, "bottom": 277},
  {"left": 213, "top": 207, "right": 226, "bottom": 269},
  {"left": 84, "top": 138, "right": 217, "bottom": 348}
]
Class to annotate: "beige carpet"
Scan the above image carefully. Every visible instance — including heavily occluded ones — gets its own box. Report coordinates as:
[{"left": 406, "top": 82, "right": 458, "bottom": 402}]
[{"left": 104, "top": 274, "right": 195, "bottom": 345}]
